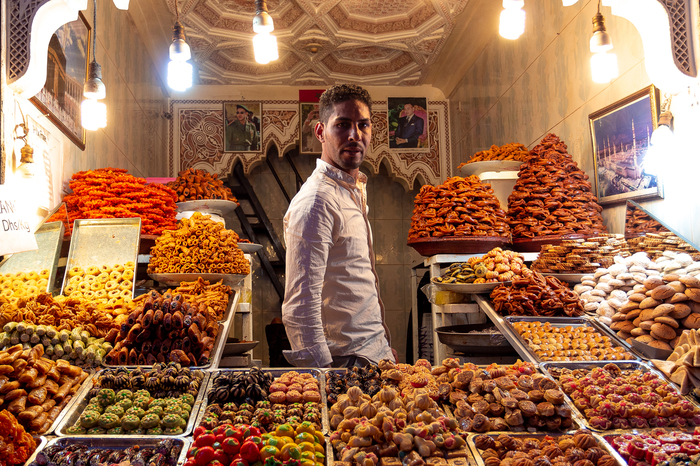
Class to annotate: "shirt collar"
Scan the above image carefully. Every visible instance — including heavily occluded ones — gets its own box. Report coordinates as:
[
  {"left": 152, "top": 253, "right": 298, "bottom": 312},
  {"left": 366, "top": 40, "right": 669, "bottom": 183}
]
[{"left": 315, "top": 158, "right": 367, "bottom": 189}]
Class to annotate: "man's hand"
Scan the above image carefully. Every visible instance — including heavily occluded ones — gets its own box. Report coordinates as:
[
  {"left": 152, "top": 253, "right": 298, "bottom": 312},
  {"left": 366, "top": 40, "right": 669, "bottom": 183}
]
[
  {"left": 391, "top": 348, "right": 399, "bottom": 363},
  {"left": 396, "top": 138, "right": 407, "bottom": 145}
]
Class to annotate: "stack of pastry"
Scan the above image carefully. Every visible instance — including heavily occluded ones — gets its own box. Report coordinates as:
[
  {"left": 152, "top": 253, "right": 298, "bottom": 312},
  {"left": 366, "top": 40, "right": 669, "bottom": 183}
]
[
  {"left": 507, "top": 134, "right": 607, "bottom": 240},
  {"left": 460, "top": 142, "right": 529, "bottom": 164},
  {"left": 532, "top": 235, "right": 630, "bottom": 274},
  {"left": 166, "top": 168, "right": 238, "bottom": 203},
  {"left": 408, "top": 176, "right": 509, "bottom": 240}
]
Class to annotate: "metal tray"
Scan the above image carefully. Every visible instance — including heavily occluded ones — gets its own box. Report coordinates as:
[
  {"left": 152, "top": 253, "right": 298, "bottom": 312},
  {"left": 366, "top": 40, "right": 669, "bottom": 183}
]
[
  {"left": 473, "top": 295, "right": 545, "bottom": 363},
  {"left": 194, "top": 369, "right": 329, "bottom": 434},
  {"left": 61, "top": 218, "right": 141, "bottom": 299},
  {"left": 430, "top": 279, "right": 509, "bottom": 294},
  {"left": 176, "top": 199, "right": 238, "bottom": 215},
  {"left": 0, "top": 221, "right": 64, "bottom": 293},
  {"left": 467, "top": 431, "right": 626, "bottom": 466},
  {"left": 503, "top": 315, "right": 642, "bottom": 363},
  {"left": 435, "top": 323, "right": 514, "bottom": 355},
  {"left": 149, "top": 273, "right": 247, "bottom": 288},
  {"left": 37, "top": 370, "right": 96, "bottom": 437},
  {"left": 438, "top": 364, "right": 582, "bottom": 434},
  {"left": 22, "top": 436, "right": 47, "bottom": 466},
  {"left": 24, "top": 436, "right": 191, "bottom": 466},
  {"left": 459, "top": 160, "right": 525, "bottom": 177},
  {"left": 104, "top": 322, "right": 227, "bottom": 370},
  {"left": 238, "top": 243, "right": 263, "bottom": 253},
  {"left": 55, "top": 368, "right": 210, "bottom": 438},
  {"left": 539, "top": 361, "right": 700, "bottom": 432}
]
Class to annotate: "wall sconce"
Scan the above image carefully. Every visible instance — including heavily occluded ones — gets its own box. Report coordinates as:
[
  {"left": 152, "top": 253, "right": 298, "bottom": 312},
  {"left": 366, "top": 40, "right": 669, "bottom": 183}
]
[
  {"left": 81, "top": 0, "right": 107, "bottom": 130},
  {"left": 499, "top": 0, "right": 525, "bottom": 40},
  {"left": 168, "top": 2, "right": 193, "bottom": 92},
  {"left": 253, "top": 0, "right": 279, "bottom": 64},
  {"left": 13, "top": 104, "right": 34, "bottom": 178},
  {"left": 644, "top": 94, "right": 674, "bottom": 176},
  {"left": 590, "top": 2, "right": 618, "bottom": 83}
]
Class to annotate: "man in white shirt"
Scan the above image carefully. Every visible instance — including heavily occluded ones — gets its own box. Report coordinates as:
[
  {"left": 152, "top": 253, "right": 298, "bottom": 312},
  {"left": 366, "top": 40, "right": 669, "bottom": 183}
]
[{"left": 281, "top": 84, "right": 395, "bottom": 368}]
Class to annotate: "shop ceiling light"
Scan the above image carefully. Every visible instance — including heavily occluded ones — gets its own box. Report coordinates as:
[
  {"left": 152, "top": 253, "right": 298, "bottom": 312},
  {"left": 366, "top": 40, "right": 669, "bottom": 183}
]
[
  {"left": 589, "top": 2, "right": 618, "bottom": 83},
  {"left": 499, "top": 0, "right": 525, "bottom": 40},
  {"left": 81, "top": 0, "right": 107, "bottom": 131},
  {"left": 168, "top": 1, "right": 193, "bottom": 92},
  {"left": 253, "top": 0, "right": 279, "bottom": 64},
  {"left": 562, "top": 0, "right": 579, "bottom": 5}
]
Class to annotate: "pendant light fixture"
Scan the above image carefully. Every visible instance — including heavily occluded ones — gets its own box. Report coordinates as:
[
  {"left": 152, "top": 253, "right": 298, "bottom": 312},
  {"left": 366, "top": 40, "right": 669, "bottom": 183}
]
[
  {"left": 168, "top": 0, "right": 193, "bottom": 92},
  {"left": 590, "top": 1, "right": 618, "bottom": 83},
  {"left": 253, "top": 0, "right": 279, "bottom": 64},
  {"left": 562, "top": 0, "right": 579, "bottom": 5},
  {"left": 499, "top": 0, "right": 525, "bottom": 40},
  {"left": 81, "top": 0, "right": 107, "bottom": 131}
]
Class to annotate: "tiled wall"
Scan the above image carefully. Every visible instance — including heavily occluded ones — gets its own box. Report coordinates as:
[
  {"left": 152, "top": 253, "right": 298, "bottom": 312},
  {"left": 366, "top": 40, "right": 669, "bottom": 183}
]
[
  {"left": 448, "top": 0, "right": 700, "bottom": 245},
  {"left": 224, "top": 153, "right": 423, "bottom": 365},
  {"left": 1, "top": 2, "right": 169, "bottom": 191}
]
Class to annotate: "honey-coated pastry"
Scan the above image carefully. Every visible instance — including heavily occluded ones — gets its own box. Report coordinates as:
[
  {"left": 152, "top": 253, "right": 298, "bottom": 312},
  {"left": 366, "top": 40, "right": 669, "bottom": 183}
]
[
  {"left": 506, "top": 134, "right": 606, "bottom": 239},
  {"left": 148, "top": 213, "right": 249, "bottom": 275},
  {"left": 167, "top": 168, "right": 238, "bottom": 203},
  {"left": 408, "top": 176, "right": 509, "bottom": 240}
]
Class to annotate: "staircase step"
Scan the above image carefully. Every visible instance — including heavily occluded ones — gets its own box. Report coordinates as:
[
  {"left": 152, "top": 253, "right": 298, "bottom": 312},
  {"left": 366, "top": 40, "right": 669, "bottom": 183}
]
[{"left": 269, "top": 260, "right": 285, "bottom": 268}]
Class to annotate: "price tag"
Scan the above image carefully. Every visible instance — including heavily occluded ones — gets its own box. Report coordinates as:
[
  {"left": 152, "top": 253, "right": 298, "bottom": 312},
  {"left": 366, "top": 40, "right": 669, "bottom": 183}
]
[{"left": 0, "top": 186, "right": 38, "bottom": 255}]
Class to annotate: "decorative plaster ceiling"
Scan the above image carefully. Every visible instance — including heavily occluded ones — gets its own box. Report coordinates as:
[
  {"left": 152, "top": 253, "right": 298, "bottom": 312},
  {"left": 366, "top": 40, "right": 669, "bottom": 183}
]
[{"left": 165, "top": 0, "right": 469, "bottom": 86}]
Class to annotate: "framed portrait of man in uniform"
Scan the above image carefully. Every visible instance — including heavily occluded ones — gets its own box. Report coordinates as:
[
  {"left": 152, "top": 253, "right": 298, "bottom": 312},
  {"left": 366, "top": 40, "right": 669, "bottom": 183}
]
[
  {"left": 388, "top": 97, "right": 429, "bottom": 152},
  {"left": 300, "top": 102, "right": 322, "bottom": 154},
  {"left": 223, "top": 101, "right": 262, "bottom": 152}
]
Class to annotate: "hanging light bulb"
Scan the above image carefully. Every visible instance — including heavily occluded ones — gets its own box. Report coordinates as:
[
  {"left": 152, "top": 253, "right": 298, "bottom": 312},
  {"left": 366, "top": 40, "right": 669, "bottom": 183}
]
[
  {"left": 168, "top": 2, "right": 193, "bottom": 92},
  {"left": 589, "top": 2, "right": 618, "bottom": 83},
  {"left": 112, "top": 0, "right": 129, "bottom": 10},
  {"left": 253, "top": 0, "right": 279, "bottom": 64},
  {"left": 499, "top": 0, "right": 525, "bottom": 40},
  {"left": 562, "top": 0, "right": 579, "bottom": 5},
  {"left": 644, "top": 95, "right": 674, "bottom": 176},
  {"left": 81, "top": 0, "right": 107, "bottom": 131}
]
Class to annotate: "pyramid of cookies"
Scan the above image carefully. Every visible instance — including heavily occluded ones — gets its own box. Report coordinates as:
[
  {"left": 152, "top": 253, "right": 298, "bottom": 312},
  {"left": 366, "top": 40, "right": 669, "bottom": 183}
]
[
  {"left": 408, "top": 176, "right": 510, "bottom": 240},
  {"left": 507, "top": 133, "right": 607, "bottom": 240}
]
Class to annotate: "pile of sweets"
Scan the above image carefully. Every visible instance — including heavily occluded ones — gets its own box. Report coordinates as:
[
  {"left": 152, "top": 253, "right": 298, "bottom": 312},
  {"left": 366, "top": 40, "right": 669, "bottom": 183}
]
[
  {"left": 62, "top": 168, "right": 177, "bottom": 235},
  {"left": 166, "top": 168, "right": 238, "bottom": 202},
  {"left": 507, "top": 134, "right": 607, "bottom": 239},
  {"left": 408, "top": 176, "right": 509, "bottom": 240},
  {"left": 532, "top": 234, "right": 630, "bottom": 274}
]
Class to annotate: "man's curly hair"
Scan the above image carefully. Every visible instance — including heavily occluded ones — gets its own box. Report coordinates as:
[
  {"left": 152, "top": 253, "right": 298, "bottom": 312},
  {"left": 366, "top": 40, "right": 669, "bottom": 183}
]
[{"left": 318, "top": 84, "right": 372, "bottom": 124}]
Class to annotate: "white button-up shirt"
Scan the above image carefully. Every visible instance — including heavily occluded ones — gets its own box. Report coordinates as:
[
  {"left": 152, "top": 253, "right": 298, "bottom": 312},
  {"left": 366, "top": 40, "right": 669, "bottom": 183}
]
[{"left": 282, "top": 159, "right": 393, "bottom": 367}]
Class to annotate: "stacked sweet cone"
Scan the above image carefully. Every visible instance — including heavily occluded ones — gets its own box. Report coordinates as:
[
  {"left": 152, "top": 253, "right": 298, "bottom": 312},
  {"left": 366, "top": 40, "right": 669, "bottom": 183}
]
[{"left": 507, "top": 133, "right": 607, "bottom": 240}]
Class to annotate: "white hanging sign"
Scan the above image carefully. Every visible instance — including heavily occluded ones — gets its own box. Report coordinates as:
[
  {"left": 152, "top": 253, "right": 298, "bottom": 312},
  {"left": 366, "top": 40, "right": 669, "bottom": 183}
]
[{"left": 0, "top": 186, "right": 38, "bottom": 255}]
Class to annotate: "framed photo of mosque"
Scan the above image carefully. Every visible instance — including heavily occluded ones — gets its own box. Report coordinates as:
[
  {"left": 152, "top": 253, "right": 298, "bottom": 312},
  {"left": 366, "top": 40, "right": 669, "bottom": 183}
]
[
  {"left": 29, "top": 13, "right": 90, "bottom": 150},
  {"left": 223, "top": 101, "right": 262, "bottom": 153},
  {"left": 589, "top": 85, "right": 663, "bottom": 205},
  {"left": 388, "top": 97, "right": 429, "bottom": 152}
]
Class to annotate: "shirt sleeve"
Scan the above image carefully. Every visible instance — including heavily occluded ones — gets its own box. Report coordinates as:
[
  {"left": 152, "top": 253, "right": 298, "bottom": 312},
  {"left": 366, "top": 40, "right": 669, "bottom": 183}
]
[{"left": 282, "top": 189, "right": 339, "bottom": 368}]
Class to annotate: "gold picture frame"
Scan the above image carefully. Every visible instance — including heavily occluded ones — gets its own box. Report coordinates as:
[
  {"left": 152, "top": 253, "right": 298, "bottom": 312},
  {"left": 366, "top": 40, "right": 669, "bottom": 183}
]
[
  {"left": 589, "top": 85, "right": 663, "bottom": 205},
  {"left": 30, "top": 13, "right": 90, "bottom": 150}
]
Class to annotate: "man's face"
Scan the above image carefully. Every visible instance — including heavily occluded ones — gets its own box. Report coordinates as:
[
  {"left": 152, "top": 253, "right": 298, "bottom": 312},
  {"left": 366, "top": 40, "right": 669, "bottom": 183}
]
[
  {"left": 248, "top": 111, "right": 254, "bottom": 120},
  {"left": 404, "top": 103, "right": 414, "bottom": 117},
  {"left": 236, "top": 108, "right": 247, "bottom": 123},
  {"left": 316, "top": 99, "right": 371, "bottom": 175}
]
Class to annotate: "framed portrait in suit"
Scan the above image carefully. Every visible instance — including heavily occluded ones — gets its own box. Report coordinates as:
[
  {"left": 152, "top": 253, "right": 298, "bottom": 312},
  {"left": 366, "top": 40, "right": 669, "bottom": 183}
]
[{"left": 388, "top": 97, "right": 429, "bottom": 152}]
